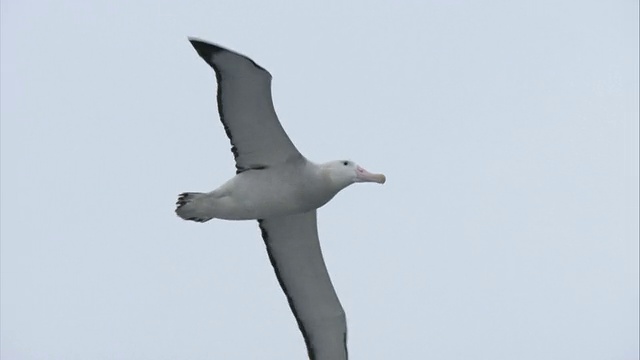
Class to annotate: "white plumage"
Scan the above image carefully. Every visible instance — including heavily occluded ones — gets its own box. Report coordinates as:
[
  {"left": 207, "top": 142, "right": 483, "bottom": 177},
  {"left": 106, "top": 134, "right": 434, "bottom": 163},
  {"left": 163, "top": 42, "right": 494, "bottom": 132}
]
[{"left": 176, "top": 38, "right": 385, "bottom": 360}]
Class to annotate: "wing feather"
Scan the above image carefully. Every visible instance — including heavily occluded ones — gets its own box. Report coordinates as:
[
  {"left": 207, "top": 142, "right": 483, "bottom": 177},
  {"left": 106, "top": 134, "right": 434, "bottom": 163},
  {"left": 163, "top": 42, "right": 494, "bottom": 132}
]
[
  {"left": 189, "top": 39, "right": 302, "bottom": 173},
  {"left": 259, "top": 211, "right": 348, "bottom": 360}
]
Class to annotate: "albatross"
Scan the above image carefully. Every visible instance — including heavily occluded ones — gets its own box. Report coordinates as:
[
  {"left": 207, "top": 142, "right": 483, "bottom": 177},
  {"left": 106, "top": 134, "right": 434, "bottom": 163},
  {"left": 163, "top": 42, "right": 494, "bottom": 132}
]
[{"left": 176, "top": 38, "right": 385, "bottom": 360}]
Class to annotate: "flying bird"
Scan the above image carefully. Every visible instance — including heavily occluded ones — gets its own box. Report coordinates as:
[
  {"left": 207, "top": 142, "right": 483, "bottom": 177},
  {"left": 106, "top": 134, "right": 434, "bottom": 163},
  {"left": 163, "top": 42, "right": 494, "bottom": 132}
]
[{"left": 176, "top": 38, "right": 385, "bottom": 360}]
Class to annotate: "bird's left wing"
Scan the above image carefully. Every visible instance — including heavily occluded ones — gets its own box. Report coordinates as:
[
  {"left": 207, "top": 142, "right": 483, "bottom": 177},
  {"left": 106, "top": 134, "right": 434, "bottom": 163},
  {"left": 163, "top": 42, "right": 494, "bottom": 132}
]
[
  {"left": 258, "top": 211, "right": 348, "bottom": 360},
  {"left": 189, "top": 39, "right": 302, "bottom": 173}
]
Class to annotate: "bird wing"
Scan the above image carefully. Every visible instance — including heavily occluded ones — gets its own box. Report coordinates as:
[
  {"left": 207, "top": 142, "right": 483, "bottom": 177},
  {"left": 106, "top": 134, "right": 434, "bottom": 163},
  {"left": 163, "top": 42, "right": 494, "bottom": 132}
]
[
  {"left": 258, "top": 211, "right": 348, "bottom": 360},
  {"left": 189, "top": 39, "right": 302, "bottom": 173}
]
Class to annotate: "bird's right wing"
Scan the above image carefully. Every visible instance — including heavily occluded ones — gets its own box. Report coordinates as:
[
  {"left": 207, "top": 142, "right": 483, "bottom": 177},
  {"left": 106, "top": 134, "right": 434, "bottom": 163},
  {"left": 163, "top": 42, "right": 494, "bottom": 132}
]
[{"left": 258, "top": 211, "right": 348, "bottom": 360}]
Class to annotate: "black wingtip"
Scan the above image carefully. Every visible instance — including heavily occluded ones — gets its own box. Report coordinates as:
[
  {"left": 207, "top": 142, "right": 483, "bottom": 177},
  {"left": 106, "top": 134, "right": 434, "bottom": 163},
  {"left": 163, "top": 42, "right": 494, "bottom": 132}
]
[
  {"left": 187, "top": 37, "right": 270, "bottom": 74},
  {"left": 188, "top": 37, "right": 226, "bottom": 58}
]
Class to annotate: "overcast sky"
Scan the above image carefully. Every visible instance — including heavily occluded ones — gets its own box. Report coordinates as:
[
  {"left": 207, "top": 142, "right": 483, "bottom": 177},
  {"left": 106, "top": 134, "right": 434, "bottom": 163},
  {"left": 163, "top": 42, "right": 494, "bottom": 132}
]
[{"left": 1, "top": 1, "right": 638, "bottom": 359}]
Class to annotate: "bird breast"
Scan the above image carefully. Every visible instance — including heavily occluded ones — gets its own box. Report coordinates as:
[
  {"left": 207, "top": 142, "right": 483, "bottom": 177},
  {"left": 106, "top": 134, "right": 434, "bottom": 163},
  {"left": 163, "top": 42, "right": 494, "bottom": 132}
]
[{"left": 214, "top": 165, "right": 337, "bottom": 220}]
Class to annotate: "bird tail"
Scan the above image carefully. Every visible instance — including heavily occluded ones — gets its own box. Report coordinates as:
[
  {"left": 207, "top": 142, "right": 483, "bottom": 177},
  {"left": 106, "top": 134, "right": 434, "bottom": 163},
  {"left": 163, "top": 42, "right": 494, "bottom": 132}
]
[{"left": 175, "top": 192, "right": 214, "bottom": 223}]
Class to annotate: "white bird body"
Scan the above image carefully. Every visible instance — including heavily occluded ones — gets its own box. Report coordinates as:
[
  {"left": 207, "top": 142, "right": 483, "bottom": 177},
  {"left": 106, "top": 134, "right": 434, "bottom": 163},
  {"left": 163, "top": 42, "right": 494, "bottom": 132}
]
[
  {"left": 178, "top": 157, "right": 384, "bottom": 222},
  {"left": 179, "top": 159, "right": 355, "bottom": 221},
  {"left": 175, "top": 38, "right": 385, "bottom": 360}
]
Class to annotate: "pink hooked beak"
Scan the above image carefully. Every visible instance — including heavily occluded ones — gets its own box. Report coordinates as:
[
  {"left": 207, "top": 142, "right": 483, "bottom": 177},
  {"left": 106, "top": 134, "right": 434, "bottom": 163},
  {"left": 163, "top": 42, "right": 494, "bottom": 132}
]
[{"left": 356, "top": 165, "right": 386, "bottom": 184}]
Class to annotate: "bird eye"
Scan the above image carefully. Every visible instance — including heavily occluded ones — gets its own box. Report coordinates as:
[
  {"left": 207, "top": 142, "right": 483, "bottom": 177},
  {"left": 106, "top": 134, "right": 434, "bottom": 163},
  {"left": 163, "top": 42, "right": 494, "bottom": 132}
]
[{"left": 343, "top": 161, "right": 348, "bottom": 166}]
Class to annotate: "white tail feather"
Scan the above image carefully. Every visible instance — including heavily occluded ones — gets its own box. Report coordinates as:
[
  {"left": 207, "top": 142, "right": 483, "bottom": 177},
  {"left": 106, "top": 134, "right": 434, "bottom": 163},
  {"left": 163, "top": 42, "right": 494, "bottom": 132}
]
[{"left": 175, "top": 192, "right": 214, "bottom": 222}]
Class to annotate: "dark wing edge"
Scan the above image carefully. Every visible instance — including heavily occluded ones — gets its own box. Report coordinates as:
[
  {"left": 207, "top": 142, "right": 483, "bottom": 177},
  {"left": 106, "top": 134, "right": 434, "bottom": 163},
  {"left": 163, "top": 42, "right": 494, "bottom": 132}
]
[
  {"left": 258, "top": 212, "right": 348, "bottom": 360},
  {"left": 189, "top": 38, "right": 244, "bottom": 170},
  {"left": 188, "top": 38, "right": 302, "bottom": 174},
  {"left": 189, "top": 38, "right": 271, "bottom": 74}
]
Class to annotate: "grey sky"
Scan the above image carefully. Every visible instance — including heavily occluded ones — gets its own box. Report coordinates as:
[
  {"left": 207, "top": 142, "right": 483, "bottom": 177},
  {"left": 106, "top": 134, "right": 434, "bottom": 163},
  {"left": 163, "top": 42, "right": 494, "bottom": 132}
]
[{"left": 1, "top": 1, "right": 638, "bottom": 359}]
